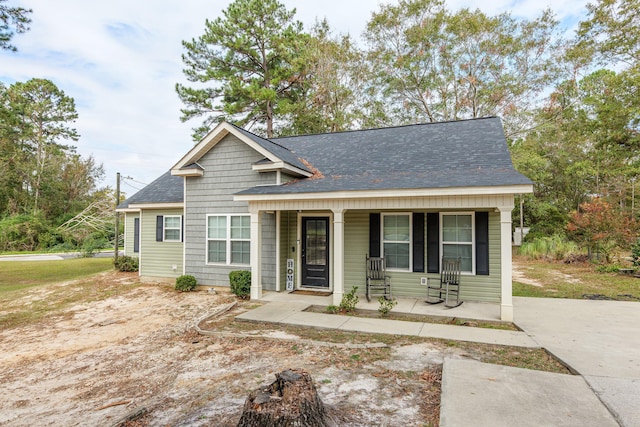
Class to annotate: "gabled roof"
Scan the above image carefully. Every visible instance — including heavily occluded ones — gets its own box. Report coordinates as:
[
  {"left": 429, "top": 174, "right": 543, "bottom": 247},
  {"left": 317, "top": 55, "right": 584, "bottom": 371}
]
[
  {"left": 116, "top": 171, "right": 183, "bottom": 210},
  {"left": 171, "top": 121, "right": 311, "bottom": 177},
  {"left": 236, "top": 117, "right": 532, "bottom": 196}
]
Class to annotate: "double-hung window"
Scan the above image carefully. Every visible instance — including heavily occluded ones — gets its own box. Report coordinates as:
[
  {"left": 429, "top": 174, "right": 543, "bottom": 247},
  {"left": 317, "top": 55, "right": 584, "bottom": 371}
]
[
  {"left": 207, "top": 214, "right": 250, "bottom": 265},
  {"left": 163, "top": 216, "right": 182, "bottom": 241},
  {"left": 382, "top": 213, "right": 411, "bottom": 271},
  {"left": 441, "top": 213, "right": 474, "bottom": 273}
]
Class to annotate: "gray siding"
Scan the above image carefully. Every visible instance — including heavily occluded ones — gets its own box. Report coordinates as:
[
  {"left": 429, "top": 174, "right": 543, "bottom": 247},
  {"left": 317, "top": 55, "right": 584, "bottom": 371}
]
[
  {"left": 123, "top": 212, "right": 139, "bottom": 258},
  {"left": 139, "top": 208, "right": 184, "bottom": 279},
  {"left": 184, "top": 134, "right": 276, "bottom": 287}
]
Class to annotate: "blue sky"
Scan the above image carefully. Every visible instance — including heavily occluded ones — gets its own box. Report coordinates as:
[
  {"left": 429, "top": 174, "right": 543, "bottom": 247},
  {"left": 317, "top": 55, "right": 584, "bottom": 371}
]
[{"left": 0, "top": 0, "right": 590, "bottom": 195}]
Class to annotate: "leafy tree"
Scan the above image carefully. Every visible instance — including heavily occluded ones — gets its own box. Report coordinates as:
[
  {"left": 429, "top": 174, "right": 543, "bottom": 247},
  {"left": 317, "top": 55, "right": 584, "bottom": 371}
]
[
  {"left": 7, "top": 78, "right": 80, "bottom": 215},
  {"left": 280, "top": 20, "right": 388, "bottom": 135},
  {"left": 0, "top": 0, "right": 31, "bottom": 51},
  {"left": 364, "top": 0, "right": 566, "bottom": 137},
  {"left": 575, "top": 0, "right": 639, "bottom": 66},
  {"left": 567, "top": 198, "right": 638, "bottom": 262},
  {"left": 176, "top": 0, "right": 307, "bottom": 139}
]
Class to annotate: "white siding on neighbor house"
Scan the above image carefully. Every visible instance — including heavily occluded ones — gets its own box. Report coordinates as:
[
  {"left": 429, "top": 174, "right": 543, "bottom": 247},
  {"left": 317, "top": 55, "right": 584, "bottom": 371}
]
[
  {"left": 139, "top": 208, "right": 184, "bottom": 279},
  {"left": 123, "top": 212, "right": 139, "bottom": 257},
  {"left": 184, "top": 134, "right": 277, "bottom": 288}
]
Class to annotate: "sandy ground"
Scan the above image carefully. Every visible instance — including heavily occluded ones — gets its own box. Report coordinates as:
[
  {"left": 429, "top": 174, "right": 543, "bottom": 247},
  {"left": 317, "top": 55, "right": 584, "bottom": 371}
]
[{"left": 0, "top": 271, "right": 472, "bottom": 426}]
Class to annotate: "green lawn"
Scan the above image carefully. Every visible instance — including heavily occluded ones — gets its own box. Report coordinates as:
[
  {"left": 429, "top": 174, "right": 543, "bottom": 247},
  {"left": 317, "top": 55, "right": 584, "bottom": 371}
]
[{"left": 0, "top": 257, "right": 113, "bottom": 294}]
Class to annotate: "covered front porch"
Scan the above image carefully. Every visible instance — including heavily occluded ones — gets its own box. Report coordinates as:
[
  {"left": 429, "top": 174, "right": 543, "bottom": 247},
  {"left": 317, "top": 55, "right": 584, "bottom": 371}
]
[{"left": 238, "top": 191, "right": 519, "bottom": 321}]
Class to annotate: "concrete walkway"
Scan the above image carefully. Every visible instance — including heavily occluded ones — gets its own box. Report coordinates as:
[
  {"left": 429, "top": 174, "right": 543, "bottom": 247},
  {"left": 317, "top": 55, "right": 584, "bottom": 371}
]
[
  {"left": 514, "top": 297, "right": 640, "bottom": 427},
  {"left": 238, "top": 293, "right": 639, "bottom": 426}
]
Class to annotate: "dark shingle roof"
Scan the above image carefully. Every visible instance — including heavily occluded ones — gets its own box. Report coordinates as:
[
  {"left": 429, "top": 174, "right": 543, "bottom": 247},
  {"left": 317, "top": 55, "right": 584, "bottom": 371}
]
[
  {"left": 116, "top": 171, "right": 183, "bottom": 209},
  {"left": 236, "top": 117, "right": 531, "bottom": 196},
  {"left": 229, "top": 123, "right": 311, "bottom": 173}
]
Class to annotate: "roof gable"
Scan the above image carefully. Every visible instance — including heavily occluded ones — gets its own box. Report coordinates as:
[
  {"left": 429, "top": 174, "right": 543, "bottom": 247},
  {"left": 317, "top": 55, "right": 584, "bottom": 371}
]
[{"left": 171, "top": 122, "right": 311, "bottom": 177}]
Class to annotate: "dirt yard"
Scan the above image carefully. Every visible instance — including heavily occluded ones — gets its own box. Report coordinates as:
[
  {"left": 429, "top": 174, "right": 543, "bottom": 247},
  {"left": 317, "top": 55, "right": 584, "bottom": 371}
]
[
  {"left": 0, "top": 271, "right": 470, "bottom": 426},
  {"left": 1, "top": 270, "right": 567, "bottom": 426}
]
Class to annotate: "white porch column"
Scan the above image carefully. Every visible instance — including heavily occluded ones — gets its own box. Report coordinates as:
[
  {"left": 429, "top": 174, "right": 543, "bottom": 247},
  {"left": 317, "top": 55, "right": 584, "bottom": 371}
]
[
  {"left": 332, "top": 209, "right": 345, "bottom": 306},
  {"left": 250, "top": 209, "right": 262, "bottom": 300},
  {"left": 499, "top": 206, "right": 514, "bottom": 322}
]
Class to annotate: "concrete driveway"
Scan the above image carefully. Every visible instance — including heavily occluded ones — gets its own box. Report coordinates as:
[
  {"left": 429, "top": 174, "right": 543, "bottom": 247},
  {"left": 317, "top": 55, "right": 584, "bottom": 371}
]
[{"left": 514, "top": 297, "right": 640, "bottom": 427}]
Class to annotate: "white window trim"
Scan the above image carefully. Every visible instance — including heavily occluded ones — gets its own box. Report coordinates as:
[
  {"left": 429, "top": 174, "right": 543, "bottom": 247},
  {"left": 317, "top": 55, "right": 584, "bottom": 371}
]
[
  {"left": 163, "top": 215, "right": 182, "bottom": 242},
  {"left": 206, "top": 214, "right": 251, "bottom": 266},
  {"left": 440, "top": 212, "right": 475, "bottom": 275},
  {"left": 381, "top": 212, "right": 413, "bottom": 272}
]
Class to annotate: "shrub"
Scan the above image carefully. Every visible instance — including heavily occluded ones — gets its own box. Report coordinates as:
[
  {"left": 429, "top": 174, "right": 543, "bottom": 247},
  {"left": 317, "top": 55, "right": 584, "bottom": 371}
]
[
  {"left": 377, "top": 296, "right": 398, "bottom": 316},
  {"left": 114, "top": 255, "right": 139, "bottom": 272},
  {"left": 229, "top": 270, "right": 251, "bottom": 299},
  {"left": 339, "top": 286, "right": 359, "bottom": 313},
  {"left": 632, "top": 239, "right": 640, "bottom": 267},
  {"left": 519, "top": 234, "right": 580, "bottom": 261},
  {"left": 326, "top": 305, "right": 339, "bottom": 314},
  {"left": 79, "top": 234, "right": 109, "bottom": 258},
  {"left": 175, "top": 275, "right": 197, "bottom": 292}
]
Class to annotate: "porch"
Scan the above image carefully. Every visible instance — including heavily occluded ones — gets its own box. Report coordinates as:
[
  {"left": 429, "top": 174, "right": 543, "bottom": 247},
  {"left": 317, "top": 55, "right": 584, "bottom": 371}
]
[
  {"left": 240, "top": 193, "right": 519, "bottom": 321},
  {"left": 260, "top": 290, "right": 503, "bottom": 322}
]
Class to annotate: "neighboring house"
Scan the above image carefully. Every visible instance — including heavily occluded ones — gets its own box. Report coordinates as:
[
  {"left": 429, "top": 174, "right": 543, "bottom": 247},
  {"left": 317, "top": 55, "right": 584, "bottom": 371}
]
[{"left": 116, "top": 117, "right": 533, "bottom": 321}]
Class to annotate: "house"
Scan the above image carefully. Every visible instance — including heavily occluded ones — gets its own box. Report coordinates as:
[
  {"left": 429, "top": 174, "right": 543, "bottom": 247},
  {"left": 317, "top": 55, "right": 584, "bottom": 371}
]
[{"left": 116, "top": 117, "right": 533, "bottom": 321}]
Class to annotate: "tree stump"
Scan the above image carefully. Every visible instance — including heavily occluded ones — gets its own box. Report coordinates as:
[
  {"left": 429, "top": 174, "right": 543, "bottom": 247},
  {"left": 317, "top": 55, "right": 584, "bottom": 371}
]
[{"left": 237, "top": 368, "right": 331, "bottom": 427}]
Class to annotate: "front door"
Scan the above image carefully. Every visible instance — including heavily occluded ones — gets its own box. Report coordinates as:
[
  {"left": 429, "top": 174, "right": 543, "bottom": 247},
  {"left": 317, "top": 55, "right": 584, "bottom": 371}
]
[{"left": 301, "top": 217, "right": 330, "bottom": 288}]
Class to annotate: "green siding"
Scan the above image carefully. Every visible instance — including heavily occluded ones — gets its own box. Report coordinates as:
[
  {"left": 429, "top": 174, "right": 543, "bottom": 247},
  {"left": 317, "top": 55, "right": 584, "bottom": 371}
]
[
  {"left": 342, "top": 210, "right": 502, "bottom": 303},
  {"left": 139, "top": 208, "right": 184, "bottom": 279},
  {"left": 123, "top": 212, "right": 139, "bottom": 258}
]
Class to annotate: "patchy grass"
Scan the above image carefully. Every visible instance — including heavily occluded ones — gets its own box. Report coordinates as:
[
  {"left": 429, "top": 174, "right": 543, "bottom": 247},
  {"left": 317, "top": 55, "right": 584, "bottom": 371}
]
[
  {"left": 207, "top": 304, "right": 569, "bottom": 374},
  {"left": 305, "top": 305, "right": 519, "bottom": 331},
  {"left": 513, "top": 255, "right": 640, "bottom": 300},
  {"left": 0, "top": 258, "right": 112, "bottom": 294},
  {"left": 0, "top": 270, "right": 141, "bottom": 330}
]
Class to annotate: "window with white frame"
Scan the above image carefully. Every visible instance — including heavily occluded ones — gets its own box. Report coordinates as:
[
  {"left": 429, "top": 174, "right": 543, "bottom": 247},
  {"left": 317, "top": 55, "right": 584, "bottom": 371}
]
[
  {"left": 207, "top": 214, "right": 250, "bottom": 265},
  {"left": 164, "top": 216, "right": 182, "bottom": 241},
  {"left": 441, "top": 213, "right": 474, "bottom": 273},
  {"left": 382, "top": 213, "right": 411, "bottom": 270}
]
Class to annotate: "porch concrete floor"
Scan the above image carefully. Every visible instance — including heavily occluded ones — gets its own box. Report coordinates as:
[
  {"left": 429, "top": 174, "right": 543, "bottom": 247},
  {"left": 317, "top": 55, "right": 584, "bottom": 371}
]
[{"left": 259, "top": 290, "right": 502, "bottom": 322}]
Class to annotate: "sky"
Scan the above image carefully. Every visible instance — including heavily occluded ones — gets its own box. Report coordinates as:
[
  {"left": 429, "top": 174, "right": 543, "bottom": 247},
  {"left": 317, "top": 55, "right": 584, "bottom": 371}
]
[{"left": 1, "top": 0, "right": 591, "bottom": 195}]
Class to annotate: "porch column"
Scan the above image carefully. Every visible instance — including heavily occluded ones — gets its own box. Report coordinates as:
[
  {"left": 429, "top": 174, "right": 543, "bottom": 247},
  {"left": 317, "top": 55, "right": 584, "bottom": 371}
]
[
  {"left": 250, "top": 209, "right": 262, "bottom": 300},
  {"left": 332, "top": 209, "right": 345, "bottom": 306},
  {"left": 499, "top": 206, "right": 513, "bottom": 322}
]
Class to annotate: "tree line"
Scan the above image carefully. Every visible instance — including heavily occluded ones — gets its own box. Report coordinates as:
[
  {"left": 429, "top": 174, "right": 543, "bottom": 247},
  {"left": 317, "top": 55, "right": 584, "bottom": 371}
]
[
  {"left": 177, "top": 0, "right": 639, "bottom": 260},
  {"left": 0, "top": 2, "right": 108, "bottom": 252}
]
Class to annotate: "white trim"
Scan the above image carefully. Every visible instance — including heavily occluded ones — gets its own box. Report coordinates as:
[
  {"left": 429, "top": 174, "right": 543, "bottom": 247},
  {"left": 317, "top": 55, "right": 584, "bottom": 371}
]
[
  {"left": 182, "top": 178, "right": 187, "bottom": 275},
  {"left": 116, "top": 208, "right": 140, "bottom": 213},
  {"left": 163, "top": 215, "right": 182, "bottom": 242},
  {"left": 205, "top": 214, "right": 251, "bottom": 266},
  {"left": 234, "top": 184, "right": 534, "bottom": 202},
  {"left": 275, "top": 210, "right": 281, "bottom": 292},
  {"left": 172, "top": 168, "right": 204, "bottom": 177},
  {"left": 127, "top": 202, "right": 184, "bottom": 210},
  {"left": 381, "top": 212, "right": 413, "bottom": 272},
  {"left": 440, "top": 212, "right": 475, "bottom": 275},
  {"left": 297, "top": 212, "right": 333, "bottom": 291},
  {"left": 252, "top": 161, "right": 313, "bottom": 178}
]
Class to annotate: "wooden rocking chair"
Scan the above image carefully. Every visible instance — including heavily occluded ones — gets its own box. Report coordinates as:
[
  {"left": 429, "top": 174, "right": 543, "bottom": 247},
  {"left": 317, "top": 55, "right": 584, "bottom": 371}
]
[
  {"left": 365, "top": 255, "right": 391, "bottom": 302},
  {"left": 425, "top": 257, "right": 463, "bottom": 308}
]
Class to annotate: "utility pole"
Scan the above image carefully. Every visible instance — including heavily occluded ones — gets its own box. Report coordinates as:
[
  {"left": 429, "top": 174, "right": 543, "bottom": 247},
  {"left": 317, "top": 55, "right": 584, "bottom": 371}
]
[{"left": 114, "top": 172, "right": 120, "bottom": 263}]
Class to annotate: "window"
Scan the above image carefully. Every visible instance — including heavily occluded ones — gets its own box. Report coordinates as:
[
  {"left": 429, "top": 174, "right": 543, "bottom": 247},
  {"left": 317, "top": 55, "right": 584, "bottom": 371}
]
[
  {"left": 207, "top": 214, "right": 250, "bottom": 265},
  {"left": 164, "top": 216, "right": 182, "bottom": 241},
  {"left": 382, "top": 213, "right": 411, "bottom": 270},
  {"left": 441, "top": 213, "right": 474, "bottom": 273}
]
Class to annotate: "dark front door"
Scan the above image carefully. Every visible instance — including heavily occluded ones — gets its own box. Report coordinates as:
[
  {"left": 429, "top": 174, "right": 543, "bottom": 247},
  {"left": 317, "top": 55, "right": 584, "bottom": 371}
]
[{"left": 301, "top": 217, "right": 330, "bottom": 288}]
